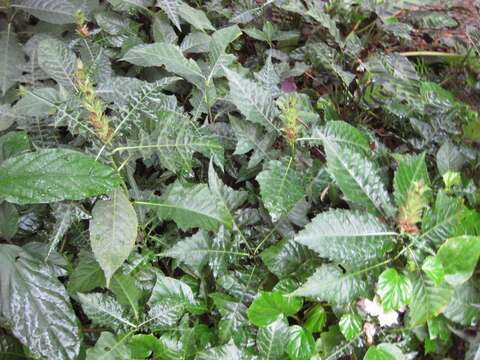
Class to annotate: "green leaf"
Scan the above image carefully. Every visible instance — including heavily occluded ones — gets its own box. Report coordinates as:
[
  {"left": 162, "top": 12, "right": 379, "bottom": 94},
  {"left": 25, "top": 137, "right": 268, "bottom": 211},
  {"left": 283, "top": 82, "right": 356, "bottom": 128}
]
[
  {"left": 364, "top": 343, "right": 405, "bottom": 360},
  {"left": 421, "top": 256, "right": 445, "bottom": 287},
  {"left": 153, "top": 181, "right": 229, "bottom": 231},
  {"left": 408, "top": 274, "right": 453, "bottom": 326},
  {"left": 286, "top": 325, "right": 315, "bottom": 360},
  {"left": 257, "top": 159, "right": 305, "bottom": 222},
  {"left": 436, "top": 141, "right": 465, "bottom": 175},
  {"left": 68, "top": 250, "right": 106, "bottom": 294},
  {"left": 377, "top": 268, "right": 412, "bottom": 311},
  {"left": 0, "top": 131, "right": 30, "bottom": 163},
  {"left": 324, "top": 144, "right": 392, "bottom": 216},
  {"left": 11, "top": 0, "right": 78, "bottom": 24},
  {"left": 0, "top": 244, "right": 80, "bottom": 360},
  {"left": 0, "top": 201, "right": 18, "bottom": 240},
  {"left": 292, "top": 264, "right": 367, "bottom": 305},
  {"left": 86, "top": 332, "right": 131, "bottom": 360},
  {"left": 197, "top": 342, "right": 243, "bottom": 359},
  {"left": 256, "top": 318, "right": 289, "bottom": 360},
  {"left": 247, "top": 291, "right": 303, "bottom": 327},
  {"left": 420, "top": 192, "right": 464, "bottom": 246},
  {"left": 437, "top": 236, "right": 480, "bottom": 286},
  {"left": 443, "top": 280, "right": 480, "bottom": 326},
  {"left": 90, "top": 189, "right": 138, "bottom": 286},
  {"left": 0, "top": 27, "right": 24, "bottom": 96},
  {"left": 224, "top": 68, "right": 280, "bottom": 132},
  {"left": 339, "top": 312, "right": 363, "bottom": 340},
  {"left": 110, "top": 272, "right": 142, "bottom": 320},
  {"left": 12, "top": 87, "right": 59, "bottom": 117},
  {"left": 38, "top": 38, "right": 77, "bottom": 89},
  {"left": 128, "top": 334, "right": 161, "bottom": 360},
  {"left": 295, "top": 209, "right": 396, "bottom": 268},
  {"left": 0, "top": 149, "right": 121, "bottom": 204},
  {"left": 122, "top": 43, "right": 205, "bottom": 89},
  {"left": 393, "top": 153, "right": 430, "bottom": 209},
  {"left": 209, "top": 292, "right": 248, "bottom": 343},
  {"left": 313, "top": 120, "right": 371, "bottom": 155},
  {"left": 0, "top": 335, "right": 25, "bottom": 359},
  {"left": 78, "top": 292, "right": 136, "bottom": 329},
  {"left": 156, "top": 0, "right": 181, "bottom": 30},
  {"left": 304, "top": 304, "right": 326, "bottom": 333},
  {"left": 178, "top": 2, "right": 215, "bottom": 31}
]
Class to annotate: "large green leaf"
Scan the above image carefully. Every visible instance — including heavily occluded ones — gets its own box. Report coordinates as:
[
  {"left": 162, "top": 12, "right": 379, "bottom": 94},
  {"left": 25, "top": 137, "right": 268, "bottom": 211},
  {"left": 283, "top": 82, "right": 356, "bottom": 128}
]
[
  {"left": 437, "top": 236, "right": 480, "bottom": 286},
  {"left": 295, "top": 209, "right": 396, "bottom": 268},
  {"left": 224, "top": 68, "right": 280, "bottom": 132},
  {"left": 152, "top": 181, "right": 229, "bottom": 231},
  {"left": 0, "top": 149, "right": 121, "bottom": 204},
  {"left": 247, "top": 291, "right": 303, "bottom": 327},
  {"left": 11, "top": 0, "right": 78, "bottom": 24},
  {"left": 443, "top": 280, "right": 480, "bottom": 326},
  {"left": 38, "top": 38, "right": 77, "bottom": 89},
  {"left": 122, "top": 43, "right": 205, "bottom": 89},
  {"left": 393, "top": 153, "right": 430, "bottom": 209},
  {"left": 90, "top": 189, "right": 138, "bottom": 286},
  {"left": 324, "top": 144, "right": 393, "bottom": 216},
  {"left": 0, "top": 244, "right": 80, "bottom": 360},
  {"left": 77, "top": 292, "right": 135, "bottom": 330},
  {"left": 86, "top": 332, "right": 131, "bottom": 360},
  {"left": 312, "top": 121, "right": 371, "bottom": 155},
  {"left": 0, "top": 27, "right": 25, "bottom": 96},
  {"left": 377, "top": 268, "right": 412, "bottom": 311},
  {"left": 292, "top": 265, "right": 367, "bottom": 305},
  {"left": 408, "top": 274, "right": 453, "bottom": 326},
  {"left": 256, "top": 159, "right": 305, "bottom": 222},
  {"left": 256, "top": 318, "right": 289, "bottom": 360}
]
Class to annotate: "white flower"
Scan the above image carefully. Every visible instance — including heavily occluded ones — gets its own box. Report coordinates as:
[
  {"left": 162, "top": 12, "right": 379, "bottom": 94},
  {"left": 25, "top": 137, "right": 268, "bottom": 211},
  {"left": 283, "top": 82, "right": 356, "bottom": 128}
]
[{"left": 357, "top": 296, "right": 399, "bottom": 327}]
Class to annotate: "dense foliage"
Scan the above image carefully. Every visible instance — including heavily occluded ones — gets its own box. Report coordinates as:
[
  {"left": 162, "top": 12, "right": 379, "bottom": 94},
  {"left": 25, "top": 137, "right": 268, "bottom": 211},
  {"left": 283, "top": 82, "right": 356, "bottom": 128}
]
[{"left": 1, "top": 0, "right": 480, "bottom": 359}]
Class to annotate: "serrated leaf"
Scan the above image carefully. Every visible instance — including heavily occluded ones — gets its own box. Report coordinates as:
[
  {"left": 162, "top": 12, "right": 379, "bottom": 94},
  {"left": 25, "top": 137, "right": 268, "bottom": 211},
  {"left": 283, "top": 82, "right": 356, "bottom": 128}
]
[
  {"left": 377, "top": 268, "right": 412, "bottom": 310},
  {"left": 304, "top": 304, "right": 326, "bottom": 334},
  {"left": 0, "top": 244, "right": 80, "bottom": 360},
  {"left": 257, "top": 318, "right": 289, "bottom": 360},
  {"left": 437, "top": 236, "right": 480, "bottom": 286},
  {"left": 209, "top": 292, "right": 248, "bottom": 343},
  {"left": 90, "top": 189, "right": 138, "bottom": 286},
  {"left": 324, "top": 144, "right": 393, "bottom": 216},
  {"left": 12, "top": 0, "right": 78, "bottom": 24},
  {"left": 363, "top": 343, "right": 405, "bottom": 360},
  {"left": 339, "top": 312, "right": 363, "bottom": 340},
  {"left": 421, "top": 256, "right": 445, "bottom": 287},
  {"left": 393, "top": 153, "right": 430, "bottom": 209},
  {"left": 286, "top": 325, "right": 315, "bottom": 360},
  {"left": 224, "top": 68, "right": 280, "bottom": 132},
  {"left": 247, "top": 291, "right": 303, "bottom": 327},
  {"left": 292, "top": 264, "right": 367, "bottom": 305},
  {"left": 86, "top": 332, "right": 131, "bottom": 360},
  {"left": 78, "top": 292, "right": 135, "bottom": 330},
  {"left": 153, "top": 181, "right": 229, "bottom": 231},
  {"left": 122, "top": 43, "right": 205, "bottom": 89},
  {"left": 0, "top": 149, "right": 121, "bottom": 204},
  {"left": 0, "top": 27, "right": 25, "bottom": 96},
  {"left": 38, "top": 38, "right": 77, "bottom": 89},
  {"left": 313, "top": 121, "right": 371, "bottom": 155},
  {"left": 295, "top": 209, "right": 396, "bottom": 268},
  {"left": 408, "top": 274, "right": 453, "bottom": 327},
  {"left": 197, "top": 342, "right": 243, "bottom": 360},
  {"left": 257, "top": 159, "right": 305, "bottom": 222}
]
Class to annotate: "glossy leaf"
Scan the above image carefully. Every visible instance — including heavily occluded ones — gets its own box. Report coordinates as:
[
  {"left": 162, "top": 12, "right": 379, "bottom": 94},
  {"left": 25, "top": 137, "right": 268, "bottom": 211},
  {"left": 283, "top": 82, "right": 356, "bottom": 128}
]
[
  {"left": 0, "top": 149, "right": 121, "bottom": 204},
  {"left": 377, "top": 268, "right": 412, "bottom": 310},
  {"left": 86, "top": 332, "right": 131, "bottom": 360},
  {"left": 247, "top": 291, "right": 303, "bottom": 327},
  {"left": 11, "top": 0, "right": 78, "bottom": 24},
  {"left": 286, "top": 325, "right": 315, "bottom": 360},
  {"left": 393, "top": 153, "right": 430, "bottom": 209},
  {"left": 256, "top": 318, "right": 289, "bottom": 360},
  {"left": 421, "top": 256, "right": 445, "bottom": 287},
  {"left": 78, "top": 292, "right": 135, "bottom": 329},
  {"left": 339, "top": 312, "right": 363, "bottom": 340}
]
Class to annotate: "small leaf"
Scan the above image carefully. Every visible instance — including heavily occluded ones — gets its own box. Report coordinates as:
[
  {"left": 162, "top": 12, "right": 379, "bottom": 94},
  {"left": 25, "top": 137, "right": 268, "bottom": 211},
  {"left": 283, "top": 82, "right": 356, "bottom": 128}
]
[
  {"left": 436, "top": 141, "right": 465, "bottom": 175},
  {"left": 377, "top": 268, "right": 412, "bottom": 311},
  {"left": 110, "top": 272, "right": 142, "bottom": 320},
  {"left": 421, "top": 256, "right": 445, "bottom": 287},
  {"left": 247, "top": 291, "right": 303, "bottom": 327},
  {"left": 0, "top": 149, "right": 121, "bottom": 204},
  {"left": 38, "top": 38, "right": 77, "bottom": 89},
  {"left": 256, "top": 318, "right": 289, "bottom": 360},
  {"left": 314, "top": 120, "right": 371, "bottom": 155},
  {"left": 0, "top": 201, "right": 18, "bottom": 240},
  {"left": 257, "top": 159, "right": 305, "bottom": 222},
  {"left": 286, "top": 325, "right": 315, "bottom": 360},
  {"left": 363, "top": 343, "right": 405, "bottom": 360},
  {"left": 304, "top": 304, "right": 326, "bottom": 334},
  {"left": 90, "top": 189, "right": 138, "bottom": 286},
  {"left": 339, "top": 312, "right": 363, "bottom": 340},
  {"left": 437, "top": 236, "right": 480, "bottom": 286},
  {"left": 68, "top": 250, "right": 106, "bottom": 294}
]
